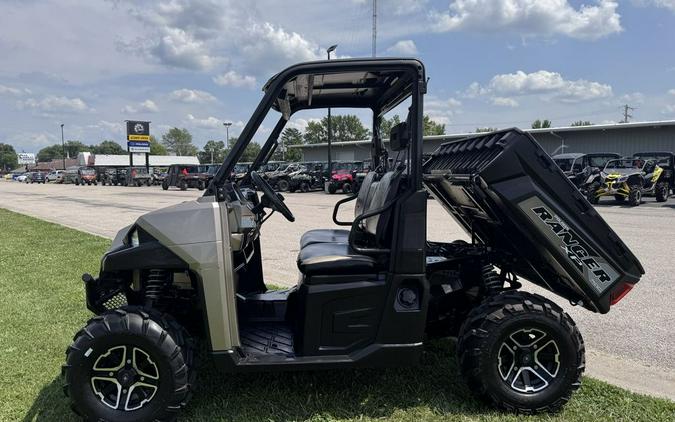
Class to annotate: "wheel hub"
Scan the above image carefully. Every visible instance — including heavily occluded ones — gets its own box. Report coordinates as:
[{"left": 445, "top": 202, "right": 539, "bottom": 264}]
[
  {"left": 497, "top": 328, "right": 561, "bottom": 394},
  {"left": 90, "top": 345, "right": 160, "bottom": 411}
]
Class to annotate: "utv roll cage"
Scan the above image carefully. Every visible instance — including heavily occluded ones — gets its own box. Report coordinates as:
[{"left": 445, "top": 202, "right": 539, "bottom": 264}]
[{"left": 206, "top": 58, "right": 426, "bottom": 197}]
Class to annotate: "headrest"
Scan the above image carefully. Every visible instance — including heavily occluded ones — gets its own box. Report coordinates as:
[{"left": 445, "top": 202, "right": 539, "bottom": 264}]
[{"left": 389, "top": 122, "right": 410, "bottom": 152}]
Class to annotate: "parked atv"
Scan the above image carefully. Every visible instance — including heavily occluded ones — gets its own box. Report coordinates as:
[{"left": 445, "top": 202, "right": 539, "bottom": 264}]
[
  {"left": 553, "top": 152, "right": 621, "bottom": 191},
  {"left": 128, "top": 167, "right": 153, "bottom": 187},
  {"left": 162, "top": 164, "right": 209, "bottom": 190},
  {"left": 102, "top": 168, "right": 127, "bottom": 186},
  {"left": 326, "top": 161, "right": 364, "bottom": 194},
  {"left": 586, "top": 158, "right": 668, "bottom": 205},
  {"left": 288, "top": 163, "right": 324, "bottom": 192},
  {"left": 64, "top": 59, "right": 643, "bottom": 421},
  {"left": 267, "top": 162, "right": 304, "bottom": 192},
  {"left": 633, "top": 151, "right": 674, "bottom": 195}
]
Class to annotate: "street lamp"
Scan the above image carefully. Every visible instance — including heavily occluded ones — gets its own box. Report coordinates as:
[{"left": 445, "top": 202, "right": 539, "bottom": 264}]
[
  {"left": 326, "top": 44, "right": 337, "bottom": 183},
  {"left": 223, "top": 122, "right": 232, "bottom": 147},
  {"left": 60, "top": 124, "right": 65, "bottom": 170}
]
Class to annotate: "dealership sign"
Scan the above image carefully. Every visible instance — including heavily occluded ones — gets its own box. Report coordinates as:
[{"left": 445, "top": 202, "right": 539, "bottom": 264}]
[
  {"left": 126, "top": 120, "right": 150, "bottom": 141},
  {"left": 128, "top": 141, "right": 151, "bottom": 153},
  {"left": 17, "top": 153, "right": 36, "bottom": 165}
]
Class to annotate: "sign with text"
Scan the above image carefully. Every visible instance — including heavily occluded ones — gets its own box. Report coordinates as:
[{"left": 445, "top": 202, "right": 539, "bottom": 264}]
[
  {"left": 127, "top": 141, "right": 150, "bottom": 153},
  {"left": 17, "top": 152, "right": 36, "bottom": 165},
  {"left": 126, "top": 121, "right": 150, "bottom": 141}
]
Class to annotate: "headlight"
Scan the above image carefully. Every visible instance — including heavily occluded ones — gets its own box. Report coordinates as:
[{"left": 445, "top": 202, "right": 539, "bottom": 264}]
[{"left": 130, "top": 229, "right": 140, "bottom": 247}]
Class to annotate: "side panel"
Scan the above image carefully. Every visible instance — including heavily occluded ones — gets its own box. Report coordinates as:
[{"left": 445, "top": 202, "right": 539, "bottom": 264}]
[{"left": 136, "top": 198, "right": 240, "bottom": 351}]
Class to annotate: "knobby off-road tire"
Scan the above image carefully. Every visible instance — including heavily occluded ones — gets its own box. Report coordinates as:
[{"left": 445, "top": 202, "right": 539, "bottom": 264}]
[
  {"left": 162, "top": 181, "right": 169, "bottom": 191},
  {"left": 628, "top": 185, "right": 642, "bottom": 206},
  {"left": 457, "top": 291, "right": 585, "bottom": 414},
  {"left": 63, "top": 307, "right": 196, "bottom": 422},
  {"left": 586, "top": 184, "right": 600, "bottom": 205},
  {"left": 655, "top": 182, "right": 669, "bottom": 202},
  {"left": 277, "top": 179, "right": 290, "bottom": 192}
]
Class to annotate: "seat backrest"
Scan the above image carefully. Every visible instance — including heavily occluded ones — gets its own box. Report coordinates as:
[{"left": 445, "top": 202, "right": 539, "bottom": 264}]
[
  {"left": 362, "top": 169, "right": 403, "bottom": 245},
  {"left": 354, "top": 171, "right": 378, "bottom": 218}
]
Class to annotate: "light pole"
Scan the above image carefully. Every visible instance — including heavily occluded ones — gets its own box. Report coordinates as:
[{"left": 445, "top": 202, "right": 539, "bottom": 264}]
[
  {"left": 60, "top": 124, "right": 65, "bottom": 170},
  {"left": 326, "top": 44, "right": 337, "bottom": 185},
  {"left": 223, "top": 122, "right": 232, "bottom": 148}
]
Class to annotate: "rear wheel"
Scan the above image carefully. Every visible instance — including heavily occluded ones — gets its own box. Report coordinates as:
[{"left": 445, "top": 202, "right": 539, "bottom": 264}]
[
  {"left": 179, "top": 180, "right": 188, "bottom": 191},
  {"left": 63, "top": 307, "right": 195, "bottom": 422},
  {"left": 628, "top": 185, "right": 642, "bottom": 206},
  {"left": 197, "top": 180, "right": 205, "bottom": 191},
  {"left": 327, "top": 184, "right": 337, "bottom": 194},
  {"left": 655, "top": 182, "right": 669, "bottom": 202},
  {"left": 457, "top": 291, "right": 584, "bottom": 414},
  {"left": 585, "top": 185, "right": 600, "bottom": 204},
  {"left": 300, "top": 182, "right": 310, "bottom": 192},
  {"left": 277, "top": 179, "right": 290, "bottom": 192}
]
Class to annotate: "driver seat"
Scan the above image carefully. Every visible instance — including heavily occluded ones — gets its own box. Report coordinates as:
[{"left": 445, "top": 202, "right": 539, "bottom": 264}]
[{"left": 299, "top": 170, "right": 379, "bottom": 248}]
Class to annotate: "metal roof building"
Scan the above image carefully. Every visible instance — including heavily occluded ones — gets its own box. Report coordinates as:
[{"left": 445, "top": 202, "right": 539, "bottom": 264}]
[{"left": 291, "top": 120, "right": 675, "bottom": 161}]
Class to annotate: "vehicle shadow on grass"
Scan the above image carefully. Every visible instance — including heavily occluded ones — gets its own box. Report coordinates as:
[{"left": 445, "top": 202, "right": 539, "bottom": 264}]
[{"left": 23, "top": 340, "right": 498, "bottom": 422}]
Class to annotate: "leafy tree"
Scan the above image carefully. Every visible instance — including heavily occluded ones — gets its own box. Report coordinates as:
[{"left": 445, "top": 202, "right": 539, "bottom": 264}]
[
  {"left": 571, "top": 120, "right": 593, "bottom": 127},
  {"left": 423, "top": 115, "right": 446, "bottom": 136},
  {"left": 234, "top": 138, "right": 262, "bottom": 162},
  {"left": 93, "top": 140, "right": 125, "bottom": 155},
  {"left": 37, "top": 141, "right": 89, "bottom": 161},
  {"left": 0, "top": 143, "right": 18, "bottom": 171},
  {"left": 303, "top": 114, "right": 371, "bottom": 144},
  {"left": 277, "top": 128, "right": 303, "bottom": 161},
  {"left": 531, "top": 119, "right": 552, "bottom": 129},
  {"left": 199, "top": 140, "right": 227, "bottom": 164},
  {"left": 475, "top": 127, "right": 498, "bottom": 133},
  {"left": 380, "top": 115, "right": 401, "bottom": 137},
  {"left": 303, "top": 120, "right": 326, "bottom": 144},
  {"left": 161, "top": 128, "right": 198, "bottom": 156},
  {"left": 149, "top": 135, "right": 167, "bottom": 155}
]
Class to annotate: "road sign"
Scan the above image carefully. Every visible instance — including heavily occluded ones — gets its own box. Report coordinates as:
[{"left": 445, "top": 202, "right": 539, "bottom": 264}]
[
  {"left": 17, "top": 153, "right": 36, "bottom": 165},
  {"left": 126, "top": 121, "right": 150, "bottom": 141}
]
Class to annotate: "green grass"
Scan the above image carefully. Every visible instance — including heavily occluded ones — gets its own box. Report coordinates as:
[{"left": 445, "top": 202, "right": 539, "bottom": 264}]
[{"left": 0, "top": 208, "right": 673, "bottom": 422}]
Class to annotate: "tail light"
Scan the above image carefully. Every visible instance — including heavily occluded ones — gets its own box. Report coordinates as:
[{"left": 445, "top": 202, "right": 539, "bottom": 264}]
[{"left": 610, "top": 282, "right": 634, "bottom": 306}]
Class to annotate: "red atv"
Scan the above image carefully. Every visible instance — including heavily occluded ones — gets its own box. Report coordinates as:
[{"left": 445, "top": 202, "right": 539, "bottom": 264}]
[{"left": 326, "top": 161, "right": 364, "bottom": 194}]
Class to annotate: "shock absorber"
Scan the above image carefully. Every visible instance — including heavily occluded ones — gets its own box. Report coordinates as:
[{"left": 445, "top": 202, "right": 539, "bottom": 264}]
[
  {"left": 145, "top": 269, "right": 170, "bottom": 305},
  {"left": 481, "top": 263, "right": 503, "bottom": 296}
]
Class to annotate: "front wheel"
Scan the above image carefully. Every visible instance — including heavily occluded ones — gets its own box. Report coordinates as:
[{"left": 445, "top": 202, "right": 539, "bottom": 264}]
[
  {"left": 63, "top": 307, "right": 195, "bottom": 421},
  {"left": 162, "top": 181, "right": 169, "bottom": 191},
  {"left": 655, "top": 182, "right": 669, "bottom": 202},
  {"left": 277, "top": 179, "right": 290, "bottom": 192},
  {"left": 628, "top": 185, "right": 642, "bottom": 206},
  {"left": 342, "top": 182, "right": 353, "bottom": 194},
  {"left": 457, "top": 291, "right": 584, "bottom": 414}
]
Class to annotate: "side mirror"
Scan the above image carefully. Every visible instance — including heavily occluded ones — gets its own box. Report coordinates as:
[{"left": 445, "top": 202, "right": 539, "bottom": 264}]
[{"left": 389, "top": 122, "right": 410, "bottom": 152}]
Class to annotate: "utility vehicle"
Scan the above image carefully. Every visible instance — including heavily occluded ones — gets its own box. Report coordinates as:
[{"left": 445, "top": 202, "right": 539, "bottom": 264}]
[
  {"left": 64, "top": 166, "right": 98, "bottom": 186},
  {"left": 552, "top": 152, "right": 621, "bottom": 190},
  {"left": 288, "top": 162, "right": 326, "bottom": 192},
  {"left": 162, "top": 164, "right": 209, "bottom": 191},
  {"left": 586, "top": 158, "right": 668, "bottom": 205},
  {"left": 63, "top": 59, "right": 643, "bottom": 421},
  {"left": 632, "top": 151, "right": 674, "bottom": 195},
  {"left": 326, "top": 161, "right": 365, "bottom": 193}
]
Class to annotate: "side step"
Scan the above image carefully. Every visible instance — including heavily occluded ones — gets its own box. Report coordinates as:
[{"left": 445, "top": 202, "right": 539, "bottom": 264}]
[{"left": 240, "top": 324, "right": 294, "bottom": 357}]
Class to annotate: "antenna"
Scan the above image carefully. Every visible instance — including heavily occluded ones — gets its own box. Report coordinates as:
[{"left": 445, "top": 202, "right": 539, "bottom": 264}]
[{"left": 372, "top": 0, "right": 377, "bottom": 57}]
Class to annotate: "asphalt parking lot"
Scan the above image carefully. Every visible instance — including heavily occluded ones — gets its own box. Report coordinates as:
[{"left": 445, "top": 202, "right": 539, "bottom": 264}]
[{"left": 1, "top": 180, "right": 674, "bottom": 399}]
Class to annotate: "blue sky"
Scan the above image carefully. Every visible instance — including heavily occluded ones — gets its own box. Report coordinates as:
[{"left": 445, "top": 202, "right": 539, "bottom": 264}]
[{"left": 1, "top": 0, "right": 674, "bottom": 154}]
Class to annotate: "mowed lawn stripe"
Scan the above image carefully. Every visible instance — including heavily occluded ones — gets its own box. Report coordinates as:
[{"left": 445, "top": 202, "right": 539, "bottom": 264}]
[{"left": 0, "top": 208, "right": 673, "bottom": 421}]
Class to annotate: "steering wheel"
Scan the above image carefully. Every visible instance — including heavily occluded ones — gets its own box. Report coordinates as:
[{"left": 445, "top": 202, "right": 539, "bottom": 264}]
[{"left": 250, "top": 171, "right": 295, "bottom": 222}]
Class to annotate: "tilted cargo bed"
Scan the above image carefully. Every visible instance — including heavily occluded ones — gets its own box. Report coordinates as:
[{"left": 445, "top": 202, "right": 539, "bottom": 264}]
[{"left": 423, "top": 129, "right": 644, "bottom": 313}]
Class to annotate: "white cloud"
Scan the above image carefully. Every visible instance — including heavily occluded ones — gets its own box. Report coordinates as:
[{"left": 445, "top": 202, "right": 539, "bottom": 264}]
[
  {"left": 0, "top": 84, "right": 29, "bottom": 96},
  {"left": 213, "top": 70, "right": 257, "bottom": 88},
  {"left": 386, "top": 40, "right": 418, "bottom": 55},
  {"left": 632, "top": 0, "right": 675, "bottom": 12},
  {"left": 18, "top": 95, "right": 90, "bottom": 113},
  {"left": 121, "top": 99, "right": 159, "bottom": 114},
  {"left": 491, "top": 97, "right": 519, "bottom": 107},
  {"left": 425, "top": 95, "right": 463, "bottom": 126},
  {"left": 468, "top": 70, "right": 613, "bottom": 103},
  {"left": 662, "top": 104, "right": 675, "bottom": 115},
  {"left": 620, "top": 92, "right": 645, "bottom": 104},
  {"left": 668, "top": 89, "right": 675, "bottom": 96},
  {"left": 186, "top": 113, "right": 222, "bottom": 129},
  {"left": 431, "top": 0, "right": 622, "bottom": 40},
  {"left": 169, "top": 88, "right": 216, "bottom": 103}
]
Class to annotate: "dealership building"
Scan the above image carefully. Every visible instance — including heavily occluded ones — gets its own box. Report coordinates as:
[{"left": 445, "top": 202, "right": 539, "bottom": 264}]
[{"left": 291, "top": 120, "right": 675, "bottom": 162}]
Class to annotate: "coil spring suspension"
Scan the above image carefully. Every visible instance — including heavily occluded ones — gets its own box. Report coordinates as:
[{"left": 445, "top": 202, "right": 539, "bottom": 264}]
[
  {"left": 145, "top": 269, "right": 170, "bottom": 304},
  {"left": 481, "top": 264, "right": 503, "bottom": 295}
]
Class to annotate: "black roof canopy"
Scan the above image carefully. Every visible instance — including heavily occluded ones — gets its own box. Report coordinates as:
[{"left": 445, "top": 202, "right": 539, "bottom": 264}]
[{"left": 264, "top": 58, "right": 422, "bottom": 115}]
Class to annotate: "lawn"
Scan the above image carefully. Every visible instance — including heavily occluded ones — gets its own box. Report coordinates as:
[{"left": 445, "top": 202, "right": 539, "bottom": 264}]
[{"left": 0, "top": 208, "right": 673, "bottom": 422}]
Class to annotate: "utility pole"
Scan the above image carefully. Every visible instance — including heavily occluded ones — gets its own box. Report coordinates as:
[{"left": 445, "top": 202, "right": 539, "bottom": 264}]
[
  {"left": 621, "top": 104, "right": 635, "bottom": 123},
  {"left": 326, "top": 44, "right": 337, "bottom": 189},
  {"left": 60, "top": 124, "right": 66, "bottom": 170},
  {"left": 223, "top": 121, "right": 232, "bottom": 149},
  {"left": 372, "top": 0, "right": 377, "bottom": 57}
]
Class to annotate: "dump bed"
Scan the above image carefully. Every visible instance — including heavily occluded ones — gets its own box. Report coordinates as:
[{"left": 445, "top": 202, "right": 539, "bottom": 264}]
[{"left": 423, "top": 129, "right": 644, "bottom": 313}]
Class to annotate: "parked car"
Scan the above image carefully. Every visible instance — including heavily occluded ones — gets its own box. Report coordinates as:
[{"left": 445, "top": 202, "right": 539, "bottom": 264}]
[
  {"left": 633, "top": 151, "right": 674, "bottom": 194},
  {"left": 162, "top": 164, "right": 209, "bottom": 190},
  {"left": 586, "top": 158, "right": 669, "bottom": 205},
  {"left": 553, "top": 152, "right": 622, "bottom": 190},
  {"left": 63, "top": 166, "right": 98, "bottom": 185},
  {"left": 326, "top": 161, "right": 365, "bottom": 194},
  {"left": 26, "top": 171, "right": 46, "bottom": 184},
  {"left": 45, "top": 170, "right": 65, "bottom": 183},
  {"left": 15, "top": 173, "right": 28, "bottom": 182}
]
